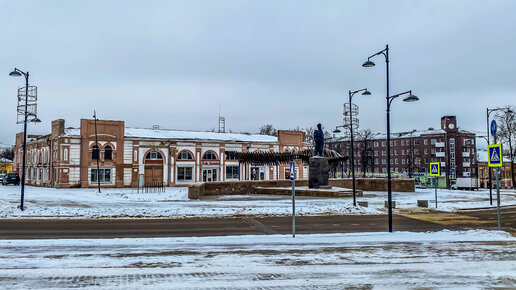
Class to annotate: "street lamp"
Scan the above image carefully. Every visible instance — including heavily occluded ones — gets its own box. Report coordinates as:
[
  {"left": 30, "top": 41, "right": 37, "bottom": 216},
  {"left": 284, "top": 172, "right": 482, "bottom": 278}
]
[
  {"left": 347, "top": 88, "right": 370, "bottom": 207},
  {"left": 486, "top": 107, "right": 513, "bottom": 205},
  {"left": 333, "top": 88, "right": 371, "bottom": 206},
  {"left": 9, "top": 68, "right": 38, "bottom": 211},
  {"left": 363, "top": 45, "right": 419, "bottom": 232}
]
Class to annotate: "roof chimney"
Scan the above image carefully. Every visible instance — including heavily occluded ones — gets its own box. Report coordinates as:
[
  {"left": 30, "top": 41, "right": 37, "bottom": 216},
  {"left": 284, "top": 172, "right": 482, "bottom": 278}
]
[
  {"left": 428, "top": 127, "right": 434, "bottom": 130},
  {"left": 152, "top": 125, "right": 160, "bottom": 130}
]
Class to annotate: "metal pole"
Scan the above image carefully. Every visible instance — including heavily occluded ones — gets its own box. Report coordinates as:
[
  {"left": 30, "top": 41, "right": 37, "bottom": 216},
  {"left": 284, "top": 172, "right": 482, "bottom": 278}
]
[
  {"left": 435, "top": 176, "right": 438, "bottom": 208},
  {"left": 494, "top": 135, "right": 501, "bottom": 230},
  {"left": 94, "top": 112, "right": 101, "bottom": 193},
  {"left": 349, "top": 91, "right": 356, "bottom": 207},
  {"left": 292, "top": 167, "right": 296, "bottom": 238},
  {"left": 20, "top": 72, "right": 29, "bottom": 211},
  {"left": 385, "top": 45, "right": 393, "bottom": 233},
  {"left": 487, "top": 108, "right": 493, "bottom": 205}
]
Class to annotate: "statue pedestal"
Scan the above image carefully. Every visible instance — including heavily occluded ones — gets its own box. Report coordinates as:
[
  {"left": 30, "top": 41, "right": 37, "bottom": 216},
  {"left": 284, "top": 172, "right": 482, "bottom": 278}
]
[{"left": 309, "top": 156, "right": 329, "bottom": 189}]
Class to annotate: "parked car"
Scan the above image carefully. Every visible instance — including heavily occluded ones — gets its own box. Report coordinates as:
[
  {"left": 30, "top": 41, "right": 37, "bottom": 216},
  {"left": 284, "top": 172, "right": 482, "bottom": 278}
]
[
  {"left": 2, "top": 173, "right": 20, "bottom": 185},
  {"left": 0, "top": 174, "right": 5, "bottom": 182}
]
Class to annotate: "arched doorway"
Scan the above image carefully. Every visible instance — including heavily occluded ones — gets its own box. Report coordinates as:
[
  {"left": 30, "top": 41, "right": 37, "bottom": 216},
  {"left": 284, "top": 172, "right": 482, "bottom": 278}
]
[{"left": 144, "top": 150, "right": 164, "bottom": 184}]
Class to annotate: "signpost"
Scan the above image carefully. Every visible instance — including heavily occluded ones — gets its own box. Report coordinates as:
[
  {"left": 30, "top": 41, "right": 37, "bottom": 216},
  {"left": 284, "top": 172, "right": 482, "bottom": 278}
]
[
  {"left": 488, "top": 142, "right": 503, "bottom": 230},
  {"left": 430, "top": 162, "right": 440, "bottom": 208},
  {"left": 290, "top": 161, "right": 296, "bottom": 238}
]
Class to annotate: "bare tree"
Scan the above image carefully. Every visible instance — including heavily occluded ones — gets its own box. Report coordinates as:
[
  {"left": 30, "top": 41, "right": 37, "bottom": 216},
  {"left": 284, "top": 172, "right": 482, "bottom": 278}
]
[
  {"left": 258, "top": 124, "right": 277, "bottom": 136},
  {"left": 496, "top": 106, "right": 516, "bottom": 188},
  {"left": 356, "top": 129, "right": 376, "bottom": 177},
  {"left": 0, "top": 146, "right": 14, "bottom": 161}
]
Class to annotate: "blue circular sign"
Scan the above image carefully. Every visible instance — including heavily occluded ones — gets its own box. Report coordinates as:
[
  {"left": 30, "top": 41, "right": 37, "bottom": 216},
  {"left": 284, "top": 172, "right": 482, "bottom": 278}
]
[{"left": 490, "top": 120, "right": 497, "bottom": 136}]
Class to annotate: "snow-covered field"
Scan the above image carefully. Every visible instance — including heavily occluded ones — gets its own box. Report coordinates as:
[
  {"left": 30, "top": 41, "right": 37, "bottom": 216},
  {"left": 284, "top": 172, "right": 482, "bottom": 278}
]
[
  {"left": 0, "top": 230, "right": 514, "bottom": 289},
  {"left": 0, "top": 185, "right": 515, "bottom": 218}
]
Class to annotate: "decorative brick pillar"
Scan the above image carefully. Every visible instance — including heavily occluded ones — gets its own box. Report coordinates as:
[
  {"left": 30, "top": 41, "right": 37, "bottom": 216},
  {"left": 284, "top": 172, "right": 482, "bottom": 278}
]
[{"left": 309, "top": 156, "right": 329, "bottom": 188}]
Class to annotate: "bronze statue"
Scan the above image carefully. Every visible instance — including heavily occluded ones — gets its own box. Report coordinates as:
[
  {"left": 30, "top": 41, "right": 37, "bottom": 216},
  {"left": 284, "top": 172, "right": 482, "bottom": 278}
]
[{"left": 314, "top": 123, "right": 324, "bottom": 156}]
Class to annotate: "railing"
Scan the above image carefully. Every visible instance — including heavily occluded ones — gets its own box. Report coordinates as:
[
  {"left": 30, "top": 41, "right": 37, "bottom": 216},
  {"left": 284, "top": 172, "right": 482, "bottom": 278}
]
[{"left": 138, "top": 181, "right": 165, "bottom": 193}]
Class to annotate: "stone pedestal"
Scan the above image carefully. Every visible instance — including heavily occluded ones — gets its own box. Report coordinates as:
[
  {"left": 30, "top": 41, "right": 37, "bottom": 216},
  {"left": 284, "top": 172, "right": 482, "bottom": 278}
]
[{"left": 308, "top": 156, "right": 329, "bottom": 189}]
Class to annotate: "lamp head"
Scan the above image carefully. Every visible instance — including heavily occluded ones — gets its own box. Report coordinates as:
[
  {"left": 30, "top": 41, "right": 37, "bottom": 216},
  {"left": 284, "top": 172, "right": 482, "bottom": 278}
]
[
  {"left": 403, "top": 94, "right": 419, "bottom": 102},
  {"left": 362, "top": 90, "right": 371, "bottom": 96},
  {"left": 362, "top": 60, "right": 375, "bottom": 68},
  {"left": 333, "top": 128, "right": 341, "bottom": 133},
  {"left": 31, "top": 118, "right": 41, "bottom": 123},
  {"left": 506, "top": 109, "right": 514, "bottom": 114},
  {"left": 9, "top": 70, "right": 22, "bottom": 77}
]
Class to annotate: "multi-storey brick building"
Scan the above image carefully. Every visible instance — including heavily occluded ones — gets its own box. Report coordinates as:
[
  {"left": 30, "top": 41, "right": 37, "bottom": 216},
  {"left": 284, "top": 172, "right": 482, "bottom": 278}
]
[
  {"left": 13, "top": 119, "right": 308, "bottom": 188},
  {"left": 327, "top": 116, "right": 477, "bottom": 187}
]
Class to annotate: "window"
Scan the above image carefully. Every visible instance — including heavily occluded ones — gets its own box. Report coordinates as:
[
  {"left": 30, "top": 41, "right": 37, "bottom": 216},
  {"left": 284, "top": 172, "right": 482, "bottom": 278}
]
[
  {"left": 374, "top": 142, "right": 379, "bottom": 147},
  {"left": 382, "top": 159, "right": 386, "bottom": 164},
  {"left": 382, "top": 150, "right": 386, "bottom": 156},
  {"left": 225, "top": 153, "right": 238, "bottom": 160},
  {"left": 91, "top": 169, "right": 111, "bottom": 182},
  {"left": 424, "top": 149, "right": 428, "bottom": 155},
  {"left": 374, "top": 151, "right": 378, "bottom": 156},
  {"left": 177, "top": 167, "right": 193, "bottom": 181},
  {"left": 374, "top": 158, "right": 379, "bottom": 165},
  {"left": 145, "top": 151, "right": 163, "bottom": 160},
  {"left": 395, "top": 159, "right": 399, "bottom": 164},
  {"left": 178, "top": 151, "right": 193, "bottom": 160},
  {"left": 424, "top": 139, "right": 428, "bottom": 145},
  {"left": 381, "top": 141, "right": 386, "bottom": 147},
  {"left": 104, "top": 145, "right": 112, "bottom": 160},
  {"left": 402, "top": 159, "right": 406, "bottom": 164},
  {"left": 63, "top": 148, "right": 68, "bottom": 161},
  {"left": 202, "top": 152, "right": 217, "bottom": 160},
  {"left": 401, "top": 140, "right": 405, "bottom": 146},
  {"left": 92, "top": 145, "right": 99, "bottom": 160},
  {"left": 414, "top": 140, "right": 420, "bottom": 145},
  {"left": 226, "top": 166, "right": 240, "bottom": 179},
  {"left": 402, "top": 149, "right": 405, "bottom": 155},
  {"left": 431, "top": 139, "right": 436, "bottom": 145}
]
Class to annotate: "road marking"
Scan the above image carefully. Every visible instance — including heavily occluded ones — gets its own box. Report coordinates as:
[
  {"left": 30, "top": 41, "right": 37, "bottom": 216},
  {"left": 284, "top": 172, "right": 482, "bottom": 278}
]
[
  {"left": 401, "top": 213, "right": 491, "bottom": 225},
  {"left": 241, "top": 217, "right": 278, "bottom": 235}
]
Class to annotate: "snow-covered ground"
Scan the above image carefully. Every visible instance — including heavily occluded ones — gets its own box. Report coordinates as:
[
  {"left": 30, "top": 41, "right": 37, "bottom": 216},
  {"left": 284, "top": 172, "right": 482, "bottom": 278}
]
[
  {"left": 0, "top": 185, "right": 515, "bottom": 218},
  {"left": 0, "top": 230, "right": 514, "bottom": 289}
]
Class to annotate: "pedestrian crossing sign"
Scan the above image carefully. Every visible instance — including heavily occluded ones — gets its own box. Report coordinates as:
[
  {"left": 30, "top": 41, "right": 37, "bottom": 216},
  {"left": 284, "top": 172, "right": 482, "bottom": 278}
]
[
  {"left": 488, "top": 144, "right": 503, "bottom": 167},
  {"left": 429, "top": 162, "right": 440, "bottom": 176}
]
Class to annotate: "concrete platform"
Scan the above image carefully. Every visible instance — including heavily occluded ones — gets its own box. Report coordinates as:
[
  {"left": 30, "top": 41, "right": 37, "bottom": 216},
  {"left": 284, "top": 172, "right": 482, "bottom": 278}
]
[{"left": 254, "top": 186, "right": 363, "bottom": 198}]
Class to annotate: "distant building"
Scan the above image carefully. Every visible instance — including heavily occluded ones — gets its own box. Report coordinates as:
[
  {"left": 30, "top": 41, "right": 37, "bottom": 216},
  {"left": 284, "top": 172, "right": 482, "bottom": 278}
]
[
  {"left": 13, "top": 119, "right": 308, "bottom": 188},
  {"left": 0, "top": 158, "right": 13, "bottom": 174},
  {"left": 477, "top": 149, "right": 515, "bottom": 189},
  {"left": 326, "top": 116, "right": 477, "bottom": 187}
]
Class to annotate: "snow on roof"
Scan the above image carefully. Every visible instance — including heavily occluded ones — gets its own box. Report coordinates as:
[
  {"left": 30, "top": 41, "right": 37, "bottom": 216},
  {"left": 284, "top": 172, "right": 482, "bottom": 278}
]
[
  {"left": 0, "top": 158, "right": 12, "bottom": 163},
  {"left": 64, "top": 127, "right": 278, "bottom": 143},
  {"left": 477, "top": 149, "right": 512, "bottom": 163},
  {"left": 329, "top": 128, "right": 476, "bottom": 142}
]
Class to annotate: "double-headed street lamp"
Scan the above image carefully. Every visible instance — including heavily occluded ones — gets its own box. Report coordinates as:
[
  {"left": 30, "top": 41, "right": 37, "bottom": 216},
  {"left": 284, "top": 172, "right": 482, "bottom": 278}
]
[
  {"left": 333, "top": 88, "right": 371, "bottom": 207},
  {"left": 9, "top": 68, "right": 40, "bottom": 211},
  {"left": 486, "top": 107, "right": 513, "bottom": 205},
  {"left": 363, "top": 45, "right": 420, "bottom": 232}
]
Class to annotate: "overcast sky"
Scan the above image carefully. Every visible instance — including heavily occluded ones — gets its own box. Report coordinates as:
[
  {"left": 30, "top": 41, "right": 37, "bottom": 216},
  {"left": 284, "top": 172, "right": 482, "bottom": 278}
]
[{"left": 1, "top": 0, "right": 515, "bottom": 144}]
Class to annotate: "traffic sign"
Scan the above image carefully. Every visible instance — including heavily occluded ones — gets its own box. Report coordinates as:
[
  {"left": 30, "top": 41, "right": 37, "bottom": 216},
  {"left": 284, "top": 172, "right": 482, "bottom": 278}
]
[
  {"left": 491, "top": 120, "right": 497, "bottom": 136},
  {"left": 290, "top": 161, "right": 295, "bottom": 180},
  {"left": 488, "top": 144, "right": 503, "bottom": 167},
  {"left": 429, "top": 162, "right": 440, "bottom": 176}
]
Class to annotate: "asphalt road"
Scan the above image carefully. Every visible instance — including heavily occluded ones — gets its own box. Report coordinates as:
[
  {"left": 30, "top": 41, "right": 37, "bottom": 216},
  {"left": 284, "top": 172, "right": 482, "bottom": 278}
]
[
  {"left": 0, "top": 206, "right": 514, "bottom": 239},
  {"left": 0, "top": 213, "right": 454, "bottom": 240}
]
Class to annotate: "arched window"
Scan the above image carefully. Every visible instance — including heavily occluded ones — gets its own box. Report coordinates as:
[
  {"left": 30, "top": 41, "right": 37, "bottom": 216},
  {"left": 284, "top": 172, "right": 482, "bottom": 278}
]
[
  {"left": 145, "top": 151, "right": 163, "bottom": 160},
  {"left": 177, "top": 150, "right": 193, "bottom": 160},
  {"left": 202, "top": 152, "right": 217, "bottom": 160},
  {"left": 92, "top": 145, "right": 100, "bottom": 160},
  {"left": 104, "top": 145, "right": 113, "bottom": 160}
]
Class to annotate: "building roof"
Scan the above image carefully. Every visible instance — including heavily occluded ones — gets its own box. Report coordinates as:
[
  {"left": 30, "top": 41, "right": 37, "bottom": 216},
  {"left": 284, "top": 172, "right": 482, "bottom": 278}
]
[
  {"left": 0, "top": 158, "right": 12, "bottom": 163},
  {"left": 64, "top": 127, "right": 278, "bottom": 143},
  {"left": 328, "top": 128, "right": 476, "bottom": 142}
]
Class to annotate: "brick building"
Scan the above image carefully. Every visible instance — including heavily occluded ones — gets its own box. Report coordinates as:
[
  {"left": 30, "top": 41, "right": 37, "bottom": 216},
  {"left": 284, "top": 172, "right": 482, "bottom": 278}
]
[
  {"left": 327, "top": 116, "right": 477, "bottom": 187},
  {"left": 13, "top": 119, "right": 308, "bottom": 188}
]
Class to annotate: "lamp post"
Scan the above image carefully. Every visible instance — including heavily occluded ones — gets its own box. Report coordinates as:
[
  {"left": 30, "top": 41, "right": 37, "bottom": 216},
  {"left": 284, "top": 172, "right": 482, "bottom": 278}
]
[
  {"left": 363, "top": 45, "right": 419, "bottom": 233},
  {"left": 333, "top": 88, "right": 371, "bottom": 207},
  {"left": 93, "top": 111, "right": 101, "bottom": 193},
  {"left": 9, "top": 68, "right": 40, "bottom": 211},
  {"left": 486, "top": 107, "right": 512, "bottom": 205}
]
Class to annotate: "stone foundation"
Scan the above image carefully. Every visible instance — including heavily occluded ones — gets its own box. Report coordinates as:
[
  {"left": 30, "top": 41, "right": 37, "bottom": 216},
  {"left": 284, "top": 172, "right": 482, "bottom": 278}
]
[
  {"left": 188, "top": 178, "right": 415, "bottom": 199},
  {"left": 309, "top": 157, "right": 329, "bottom": 189}
]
